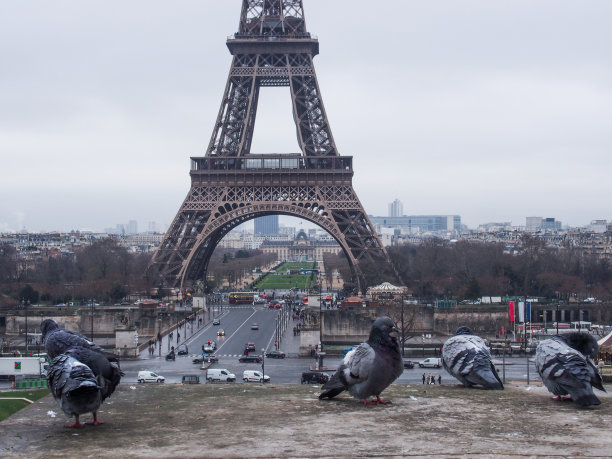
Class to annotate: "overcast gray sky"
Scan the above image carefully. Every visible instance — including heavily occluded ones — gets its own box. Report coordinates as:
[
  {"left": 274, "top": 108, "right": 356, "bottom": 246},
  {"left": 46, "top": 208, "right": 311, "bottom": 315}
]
[{"left": 1, "top": 1, "right": 611, "bottom": 233}]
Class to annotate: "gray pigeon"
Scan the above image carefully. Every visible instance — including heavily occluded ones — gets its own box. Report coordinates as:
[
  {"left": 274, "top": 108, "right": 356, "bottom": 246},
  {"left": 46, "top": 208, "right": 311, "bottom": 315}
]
[
  {"left": 42, "top": 319, "right": 108, "bottom": 359},
  {"left": 319, "top": 317, "right": 403, "bottom": 405},
  {"left": 535, "top": 332, "right": 605, "bottom": 407},
  {"left": 442, "top": 326, "right": 503, "bottom": 390},
  {"left": 47, "top": 353, "right": 102, "bottom": 428}
]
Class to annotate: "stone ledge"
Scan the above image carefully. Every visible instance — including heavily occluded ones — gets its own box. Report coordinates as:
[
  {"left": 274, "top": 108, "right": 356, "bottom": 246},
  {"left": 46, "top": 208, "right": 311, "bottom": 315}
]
[{"left": 1, "top": 383, "right": 610, "bottom": 457}]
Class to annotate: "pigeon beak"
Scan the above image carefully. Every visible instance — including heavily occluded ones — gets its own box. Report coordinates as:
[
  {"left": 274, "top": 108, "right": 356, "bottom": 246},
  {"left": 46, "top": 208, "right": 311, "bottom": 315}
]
[{"left": 389, "top": 327, "right": 399, "bottom": 339}]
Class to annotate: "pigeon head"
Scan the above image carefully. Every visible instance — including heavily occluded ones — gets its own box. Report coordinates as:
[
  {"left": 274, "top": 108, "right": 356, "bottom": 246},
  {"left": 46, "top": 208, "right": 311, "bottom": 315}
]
[
  {"left": 368, "top": 316, "right": 399, "bottom": 348},
  {"left": 454, "top": 326, "right": 473, "bottom": 336},
  {"left": 41, "top": 319, "right": 59, "bottom": 340},
  {"left": 561, "top": 332, "right": 599, "bottom": 359}
]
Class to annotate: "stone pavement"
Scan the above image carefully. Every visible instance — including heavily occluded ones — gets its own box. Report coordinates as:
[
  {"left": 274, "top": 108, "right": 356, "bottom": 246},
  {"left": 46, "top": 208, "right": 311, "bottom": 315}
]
[
  {"left": 2, "top": 383, "right": 611, "bottom": 458},
  {"left": 277, "top": 314, "right": 303, "bottom": 358}
]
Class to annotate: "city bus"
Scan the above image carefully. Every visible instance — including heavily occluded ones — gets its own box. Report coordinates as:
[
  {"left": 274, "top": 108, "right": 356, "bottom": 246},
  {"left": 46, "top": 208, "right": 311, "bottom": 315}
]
[{"left": 229, "top": 292, "right": 257, "bottom": 304}]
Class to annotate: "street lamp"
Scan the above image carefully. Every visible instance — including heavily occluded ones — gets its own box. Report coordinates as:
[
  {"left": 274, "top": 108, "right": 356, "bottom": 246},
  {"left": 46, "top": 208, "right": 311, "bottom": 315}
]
[
  {"left": 556, "top": 303, "right": 560, "bottom": 335},
  {"left": 23, "top": 298, "right": 29, "bottom": 354},
  {"left": 400, "top": 294, "right": 405, "bottom": 357},
  {"left": 261, "top": 348, "right": 265, "bottom": 381}
]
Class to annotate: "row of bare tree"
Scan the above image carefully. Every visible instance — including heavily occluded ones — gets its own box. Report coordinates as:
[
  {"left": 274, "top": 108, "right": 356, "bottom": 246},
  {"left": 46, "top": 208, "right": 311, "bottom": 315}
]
[
  {"left": 0, "top": 240, "right": 277, "bottom": 305},
  {"left": 2, "top": 235, "right": 610, "bottom": 304}
]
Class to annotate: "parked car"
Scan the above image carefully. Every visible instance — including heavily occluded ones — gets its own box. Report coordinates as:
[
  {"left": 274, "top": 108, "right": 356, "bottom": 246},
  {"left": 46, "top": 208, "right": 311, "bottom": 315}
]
[
  {"left": 245, "top": 342, "right": 256, "bottom": 352},
  {"left": 212, "top": 318, "right": 221, "bottom": 325},
  {"left": 138, "top": 371, "right": 165, "bottom": 383},
  {"left": 418, "top": 358, "right": 442, "bottom": 368},
  {"left": 217, "top": 328, "right": 225, "bottom": 336},
  {"left": 265, "top": 350, "right": 286, "bottom": 359},
  {"left": 239, "top": 355, "right": 262, "bottom": 363},
  {"left": 206, "top": 368, "right": 236, "bottom": 382},
  {"left": 177, "top": 344, "right": 188, "bottom": 355},
  {"left": 243, "top": 370, "right": 270, "bottom": 383},
  {"left": 250, "top": 323, "right": 259, "bottom": 330},
  {"left": 301, "top": 372, "right": 329, "bottom": 384},
  {"left": 403, "top": 359, "right": 415, "bottom": 369},
  {"left": 181, "top": 375, "right": 200, "bottom": 384}
]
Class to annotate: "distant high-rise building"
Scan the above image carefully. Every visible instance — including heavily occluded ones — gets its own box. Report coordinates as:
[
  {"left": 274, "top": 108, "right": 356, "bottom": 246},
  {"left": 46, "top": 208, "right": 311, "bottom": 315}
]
[
  {"left": 589, "top": 220, "right": 608, "bottom": 233},
  {"left": 388, "top": 199, "right": 403, "bottom": 217},
  {"left": 526, "top": 217, "right": 561, "bottom": 232},
  {"left": 370, "top": 215, "right": 461, "bottom": 233},
  {"left": 127, "top": 220, "right": 138, "bottom": 235},
  {"left": 254, "top": 215, "right": 279, "bottom": 236},
  {"left": 541, "top": 218, "right": 561, "bottom": 231},
  {"left": 147, "top": 221, "right": 158, "bottom": 233},
  {"left": 525, "top": 217, "right": 543, "bottom": 232}
]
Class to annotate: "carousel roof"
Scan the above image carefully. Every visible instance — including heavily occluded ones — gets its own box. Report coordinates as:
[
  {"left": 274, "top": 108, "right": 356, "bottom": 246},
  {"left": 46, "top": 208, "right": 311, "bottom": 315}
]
[
  {"left": 598, "top": 330, "right": 612, "bottom": 348},
  {"left": 366, "top": 282, "right": 407, "bottom": 293}
]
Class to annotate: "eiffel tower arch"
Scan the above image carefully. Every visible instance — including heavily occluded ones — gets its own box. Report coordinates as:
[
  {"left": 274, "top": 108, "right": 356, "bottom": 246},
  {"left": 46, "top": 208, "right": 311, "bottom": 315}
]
[{"left": 149, "top": 0, "right": 399, "bottom": 293}]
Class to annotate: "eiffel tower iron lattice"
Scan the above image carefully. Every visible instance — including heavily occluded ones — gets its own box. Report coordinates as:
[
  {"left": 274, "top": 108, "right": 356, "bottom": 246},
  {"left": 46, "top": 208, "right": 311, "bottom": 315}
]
[{"left": 149, "top": 0, "right": 400, "bottom": 293}]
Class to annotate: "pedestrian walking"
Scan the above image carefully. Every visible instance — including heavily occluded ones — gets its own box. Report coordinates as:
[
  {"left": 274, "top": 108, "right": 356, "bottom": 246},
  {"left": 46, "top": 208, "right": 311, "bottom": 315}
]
[
  {"left": 422, "top": 373, "right": 426, "bottom": 384},
  {"left": 438, "top": 375, "right": 441, "bottom": 385}
]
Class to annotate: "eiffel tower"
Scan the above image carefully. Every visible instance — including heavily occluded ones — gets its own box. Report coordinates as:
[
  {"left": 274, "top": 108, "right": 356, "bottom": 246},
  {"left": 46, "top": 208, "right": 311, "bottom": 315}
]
[{"left": 150, "top": 0, "right": 399, "bottom": 293}]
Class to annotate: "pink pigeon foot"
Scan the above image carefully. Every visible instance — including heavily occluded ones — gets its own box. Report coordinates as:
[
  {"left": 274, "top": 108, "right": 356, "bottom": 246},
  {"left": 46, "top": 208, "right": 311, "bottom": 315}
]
[
  {"left": 86, "top": 412, "right": 105, "bottom": 426},
  {"left": 65, "top": 415, "right": 84, "bottom": 428},
  {"left": 376, "top": 396, "right": 392, "bottom": 405}
]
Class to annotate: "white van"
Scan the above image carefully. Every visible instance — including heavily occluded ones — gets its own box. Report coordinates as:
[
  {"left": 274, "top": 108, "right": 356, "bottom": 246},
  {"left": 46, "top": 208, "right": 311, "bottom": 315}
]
[
  {"left": 138, "top": 371, "right": 165, "bottom": 383},
  {"left": 206, "top": 368, "right": 236, "bottom": 382},
  {"left": 418, "top": 358, "right": 442, "bottom": 369},
  {"left": 243, "top": 370, "right": 270, "bottom": 383}
]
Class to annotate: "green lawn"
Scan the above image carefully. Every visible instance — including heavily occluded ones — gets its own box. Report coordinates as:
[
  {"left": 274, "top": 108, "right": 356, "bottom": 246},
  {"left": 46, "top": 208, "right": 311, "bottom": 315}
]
[
  {"left": 253, "top": 261, "right": 317, "bottom": 290},
  {"left": 255, "top": 274, "right": 313, "bottom": 290},
  {"left": 0, "top": 389, "right": 50, "bottom": 422},
  {"left": 276, "top": 262, "right": 316, "bottom": 273}
]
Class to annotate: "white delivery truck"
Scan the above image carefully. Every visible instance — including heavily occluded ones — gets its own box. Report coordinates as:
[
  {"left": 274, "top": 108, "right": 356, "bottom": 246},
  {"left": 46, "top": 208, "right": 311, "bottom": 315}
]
[
  {"left": 0, "top": 356, "right": 48, "bottom": 380},
  {"left": 206, "top": 368, "right": 236, "bottom": 382},
  {"left": 418, "top": 358, "right": 442, "bottom": 369}
]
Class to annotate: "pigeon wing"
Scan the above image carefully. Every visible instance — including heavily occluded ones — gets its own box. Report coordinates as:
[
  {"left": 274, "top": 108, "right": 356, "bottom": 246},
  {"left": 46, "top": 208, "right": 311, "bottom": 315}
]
[
  {"left": 443, "top": 335, "right": 502, "bottom": 389},
  {"left": 319, "top": 343, "right": 375, "bottom": 400},
  {"left": 65, "top": 346, "right": 122, "bottom": 400},
  {"left": 345, "top": 343, "right": 375, "bottom": 382}
]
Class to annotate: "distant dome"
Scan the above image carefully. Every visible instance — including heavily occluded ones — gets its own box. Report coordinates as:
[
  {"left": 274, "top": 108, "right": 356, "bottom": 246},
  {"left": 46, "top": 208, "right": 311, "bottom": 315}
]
[{"left": 295, "top": 230, "right": 309, "bottom": 240}]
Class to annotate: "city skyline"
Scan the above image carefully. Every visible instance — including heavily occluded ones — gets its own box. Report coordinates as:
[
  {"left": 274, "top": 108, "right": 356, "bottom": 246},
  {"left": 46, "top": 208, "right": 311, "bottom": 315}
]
[{"left": 2, "top": 1, "right": 611, "bottom": 233}]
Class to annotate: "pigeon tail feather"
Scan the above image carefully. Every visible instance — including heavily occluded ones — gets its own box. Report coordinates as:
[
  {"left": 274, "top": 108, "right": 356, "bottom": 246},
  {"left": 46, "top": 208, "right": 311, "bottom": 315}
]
[
  {"left": 573, "top": 391, "right": 601, "bottom": 407},
  {"left": 319, "top": 387, "right": 346, "bottom": 400}
]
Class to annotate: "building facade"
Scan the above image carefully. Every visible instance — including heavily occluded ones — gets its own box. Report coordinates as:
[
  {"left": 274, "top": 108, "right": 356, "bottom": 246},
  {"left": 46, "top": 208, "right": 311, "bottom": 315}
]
[{"left": 260, "top": 230, "right": 341, "bottom": 261}]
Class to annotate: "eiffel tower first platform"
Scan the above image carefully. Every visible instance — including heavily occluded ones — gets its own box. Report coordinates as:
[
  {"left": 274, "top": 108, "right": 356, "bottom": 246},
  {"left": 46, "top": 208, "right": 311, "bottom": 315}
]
[{"left": 149, "top": 0, "right": 399, "bottom": 293}]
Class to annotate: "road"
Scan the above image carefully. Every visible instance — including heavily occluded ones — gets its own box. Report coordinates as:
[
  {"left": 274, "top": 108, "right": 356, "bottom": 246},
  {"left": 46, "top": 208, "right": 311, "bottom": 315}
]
[{"left": 121, "top": 305, "right": 542, "bottom": 386}]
